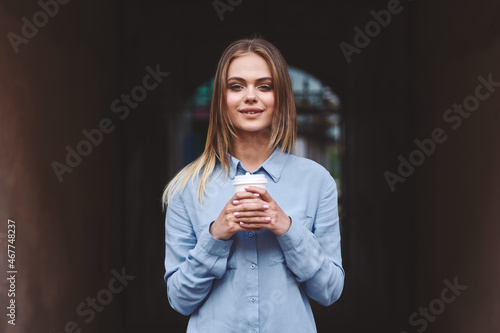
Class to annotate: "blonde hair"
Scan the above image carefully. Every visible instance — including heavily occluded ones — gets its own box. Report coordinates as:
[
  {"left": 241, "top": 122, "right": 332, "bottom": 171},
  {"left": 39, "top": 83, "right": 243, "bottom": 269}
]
[{"left": 162, "top": 37, "right": 297, "bottom": 206}]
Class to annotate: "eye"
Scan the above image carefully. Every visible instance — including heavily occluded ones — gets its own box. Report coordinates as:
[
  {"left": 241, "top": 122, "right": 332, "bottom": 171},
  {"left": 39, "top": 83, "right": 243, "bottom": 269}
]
[
  {"left": 259, "top": 84, "right": 272, "bottom": 91},
  {"left": 229, "top": 84, "right": 244, "bottom": 91}
]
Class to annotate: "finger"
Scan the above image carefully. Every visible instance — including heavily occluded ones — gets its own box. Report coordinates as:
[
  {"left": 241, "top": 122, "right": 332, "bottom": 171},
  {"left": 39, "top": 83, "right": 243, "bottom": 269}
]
[
  {"left": 233, "top": 202, "right": 269, "bottom": 212},
  {"left": 231, "top": 192, "right": 260, "bottom": 206},
  {"left": 239, "top": 226, "right": 264, "bottom": 232},
  {"left": 232, "top": 197, "right": 264, "bottom": 205},
  {"left": 237, "top": 216, "right": 271, "bottom": 224},
  {"left": 233, "top": 210, "right": 269, "bottom": 218},
  {"left": 238, "top": 221, "right": 267, "bottom": 229},
  {"left": 234, "top": 191, "right": 261, "bottom": 200},
  {"left": 232, "top": 192, "right": 263, "bottom": 205},
  {"left": 243, "top": 186, "right": 273, "bottom": 202}
]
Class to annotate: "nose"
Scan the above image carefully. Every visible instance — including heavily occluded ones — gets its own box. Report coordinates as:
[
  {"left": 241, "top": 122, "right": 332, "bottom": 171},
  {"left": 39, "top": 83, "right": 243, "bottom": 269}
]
[{"left": 244, "top": 87, "right": 257, "bottom": 104}]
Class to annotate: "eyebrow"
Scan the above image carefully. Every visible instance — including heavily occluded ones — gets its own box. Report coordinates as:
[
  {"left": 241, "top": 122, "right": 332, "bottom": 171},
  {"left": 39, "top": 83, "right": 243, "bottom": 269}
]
[{"left": 227, "top": 76, "right": 272, "bottom": 82}]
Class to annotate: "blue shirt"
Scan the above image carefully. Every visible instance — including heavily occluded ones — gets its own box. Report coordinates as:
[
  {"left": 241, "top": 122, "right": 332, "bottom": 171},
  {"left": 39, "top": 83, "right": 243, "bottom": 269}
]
[{"left": 164, "top": 147, "right": 344, "bottom": 333}]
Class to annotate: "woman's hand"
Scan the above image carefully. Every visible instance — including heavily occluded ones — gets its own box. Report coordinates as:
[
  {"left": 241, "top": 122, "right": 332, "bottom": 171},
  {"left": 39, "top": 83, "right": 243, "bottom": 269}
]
[
  {"left": 210, "top": 186, "right": 291, "bottom": 240},
  {"left": 210, "top": 190, "right": 266, "bottom": 240},
  {"left": 238, "top": 186, "right": 291, "bottom": 236}
]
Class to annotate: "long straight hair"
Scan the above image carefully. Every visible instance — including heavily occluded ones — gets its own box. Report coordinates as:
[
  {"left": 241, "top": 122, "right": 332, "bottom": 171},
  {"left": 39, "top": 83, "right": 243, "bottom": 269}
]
[{"left": 162, "top": 37, "right": 297, "bottom": 206}]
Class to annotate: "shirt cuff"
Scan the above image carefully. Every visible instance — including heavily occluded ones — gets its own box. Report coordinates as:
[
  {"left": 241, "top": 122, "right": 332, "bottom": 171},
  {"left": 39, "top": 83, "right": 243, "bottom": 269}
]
[
  {"left": 198, "top": 223, "right": 233, "bottom": 258},
  {"left": 277, "top": 216, "right": 305, "bottom": 251}
]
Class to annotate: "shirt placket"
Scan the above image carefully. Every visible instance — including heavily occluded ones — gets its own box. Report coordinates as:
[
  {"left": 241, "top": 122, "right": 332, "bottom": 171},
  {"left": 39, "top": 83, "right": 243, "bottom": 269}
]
[{"left": 244, "top": 229, "right": 259, "bottom": 333}]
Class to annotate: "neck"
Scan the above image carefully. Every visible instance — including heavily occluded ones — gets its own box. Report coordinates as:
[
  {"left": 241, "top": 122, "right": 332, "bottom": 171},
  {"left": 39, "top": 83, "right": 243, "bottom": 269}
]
[{"left": 231, "top": 130, "right": 274, "bottom": 172}]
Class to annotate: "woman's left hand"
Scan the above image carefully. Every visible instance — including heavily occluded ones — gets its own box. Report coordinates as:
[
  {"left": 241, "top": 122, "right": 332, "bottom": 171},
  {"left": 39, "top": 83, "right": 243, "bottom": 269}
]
[{"left": 233, "top": 186, "right": 291, "bottom": 236}]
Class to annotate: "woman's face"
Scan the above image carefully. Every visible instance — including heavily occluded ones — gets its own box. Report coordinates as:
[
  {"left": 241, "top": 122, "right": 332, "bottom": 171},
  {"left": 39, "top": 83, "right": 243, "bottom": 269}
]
[{"left": 226, "top": 53, "right": 275, "bottom": 136}]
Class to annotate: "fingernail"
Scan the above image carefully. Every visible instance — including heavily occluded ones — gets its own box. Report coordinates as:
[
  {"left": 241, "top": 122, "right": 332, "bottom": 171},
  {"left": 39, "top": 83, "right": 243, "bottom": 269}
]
[
  {"left": 265, "top": 217, "right": 271, "bottom": 221},
  {"left": 239, "top": 222, "right": 245, "bottom": 225},
  {"left": 253, "top": 193, "right": 260, "bottom": 197},
  {"left": 234, "top": 212, "right": 240, "bottom": 216},
  {"left": 244, "top": 186, "right": 250, "bottom": 190},
  {"left": 233, "top": 200, "right": 239, "bottom": 205},
  {"left": 263, "top": 204, "right": 269, "bottom": 209}
]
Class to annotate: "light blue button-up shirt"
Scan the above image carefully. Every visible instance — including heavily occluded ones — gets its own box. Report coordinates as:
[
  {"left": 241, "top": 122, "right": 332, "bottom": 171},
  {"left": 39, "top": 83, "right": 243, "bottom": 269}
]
[{"left": 164, "top": 147, "right": 344, "bottom": 333}]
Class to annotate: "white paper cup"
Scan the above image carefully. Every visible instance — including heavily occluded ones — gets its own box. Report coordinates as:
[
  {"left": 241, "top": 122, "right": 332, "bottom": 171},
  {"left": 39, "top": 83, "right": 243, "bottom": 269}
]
[{"left": 232, "top": 172, "right": 267, "bottom": 193}]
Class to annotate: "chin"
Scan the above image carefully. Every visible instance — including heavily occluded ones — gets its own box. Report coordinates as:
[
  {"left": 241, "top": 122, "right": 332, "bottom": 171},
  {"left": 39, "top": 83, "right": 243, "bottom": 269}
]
[{"left": 235, "top": 125, "right": 271, "bottom": 135}]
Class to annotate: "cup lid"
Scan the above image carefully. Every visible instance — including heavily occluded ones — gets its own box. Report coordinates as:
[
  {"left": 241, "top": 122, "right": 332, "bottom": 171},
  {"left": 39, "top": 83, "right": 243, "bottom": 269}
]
[{"left": 232, "top": 172, "right": 268, "bottom": 185}]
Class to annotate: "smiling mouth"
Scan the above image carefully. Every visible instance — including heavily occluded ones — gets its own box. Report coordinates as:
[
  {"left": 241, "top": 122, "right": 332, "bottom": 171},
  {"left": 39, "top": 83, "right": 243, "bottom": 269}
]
[
  {"left": 239, "top": 108, "right": 264, "bottom": 115},
  {"left": 240, "top": 111, "right": 263, "bottom": 114}
]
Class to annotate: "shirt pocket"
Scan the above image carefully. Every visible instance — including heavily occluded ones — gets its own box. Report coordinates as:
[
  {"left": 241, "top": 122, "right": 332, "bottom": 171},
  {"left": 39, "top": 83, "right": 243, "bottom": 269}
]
[{"left": 268, "top": 253, "right": 286, "bottom": 266}]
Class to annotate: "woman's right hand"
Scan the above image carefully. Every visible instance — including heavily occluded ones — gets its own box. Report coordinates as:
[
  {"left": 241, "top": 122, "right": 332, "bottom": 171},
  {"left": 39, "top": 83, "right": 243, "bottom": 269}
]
[{"left": 209, "top": 190, "right": 270, "bottom": 240}]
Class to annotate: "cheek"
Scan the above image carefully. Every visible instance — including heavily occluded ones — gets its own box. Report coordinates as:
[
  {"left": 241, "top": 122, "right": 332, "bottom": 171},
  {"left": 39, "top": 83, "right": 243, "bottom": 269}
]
[
  {"left": 263, "top": 93, "right": 275, "bottom": 110},
  {"left": 226, "top": 93, "right": 240, "bottom": 109}
]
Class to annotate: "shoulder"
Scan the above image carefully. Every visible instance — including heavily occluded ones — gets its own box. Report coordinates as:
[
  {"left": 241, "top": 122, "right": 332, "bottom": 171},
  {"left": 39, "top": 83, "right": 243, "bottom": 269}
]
[
  {"left": 168, "top": 161, "right": 225, "bottom": 205},
  {"left": 165, "top": 167, "right": 198, "bottom": 206},
  {"left": 284, "top": 154, "right": 337, "bottom": 189},
  {"left": 287, "top": 154, "right": 332, "bottom": 176}
]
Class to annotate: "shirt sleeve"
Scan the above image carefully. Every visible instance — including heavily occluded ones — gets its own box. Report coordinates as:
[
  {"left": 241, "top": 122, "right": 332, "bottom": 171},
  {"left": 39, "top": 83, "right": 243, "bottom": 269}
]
[
  {"left": 277, "top": 176, "right": 345, "bottom": 306},
  {"left": 164, "top": 194, "right": 233, "bottom": 315}
]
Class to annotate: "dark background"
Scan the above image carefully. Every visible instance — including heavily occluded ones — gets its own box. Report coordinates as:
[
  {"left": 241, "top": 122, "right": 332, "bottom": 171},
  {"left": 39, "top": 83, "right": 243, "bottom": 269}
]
[{"left": 1, "top": 0, "right": 500, "bottom": 332}]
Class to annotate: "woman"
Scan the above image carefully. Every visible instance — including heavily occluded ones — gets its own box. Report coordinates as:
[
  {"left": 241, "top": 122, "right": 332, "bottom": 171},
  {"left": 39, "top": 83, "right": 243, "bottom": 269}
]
[{"left": 163, "top": 37, "right": 344, "bottom": 333}]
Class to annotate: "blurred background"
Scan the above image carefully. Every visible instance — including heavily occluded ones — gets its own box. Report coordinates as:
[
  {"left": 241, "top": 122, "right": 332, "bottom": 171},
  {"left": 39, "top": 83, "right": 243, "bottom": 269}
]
[{"left": 1, "top": 0, "right": 500, "bottom": 332}]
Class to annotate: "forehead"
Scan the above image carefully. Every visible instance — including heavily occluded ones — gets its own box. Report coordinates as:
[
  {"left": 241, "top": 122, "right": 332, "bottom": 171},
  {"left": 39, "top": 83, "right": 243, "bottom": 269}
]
[{"left": 227, "top": 53, "right": 271, "bottom": 78}]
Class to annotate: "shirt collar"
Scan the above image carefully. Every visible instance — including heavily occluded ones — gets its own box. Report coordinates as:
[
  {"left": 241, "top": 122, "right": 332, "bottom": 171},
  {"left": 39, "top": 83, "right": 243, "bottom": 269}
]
[{"left": 228, "top": 146, "right": 288, "bottom": 183}]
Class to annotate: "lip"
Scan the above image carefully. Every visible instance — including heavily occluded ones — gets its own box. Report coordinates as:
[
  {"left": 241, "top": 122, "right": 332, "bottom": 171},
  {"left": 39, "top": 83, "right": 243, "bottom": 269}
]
[{"left": 239, "top": 107, "right": 264, "bottom": 118}]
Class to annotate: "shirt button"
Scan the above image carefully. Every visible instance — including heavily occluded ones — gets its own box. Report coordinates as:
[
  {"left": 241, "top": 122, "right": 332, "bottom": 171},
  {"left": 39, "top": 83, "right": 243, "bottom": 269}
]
[
  {"left": 250, "top": 264, "right": 256, "bottom": 270},
  {"left": 251, "top": 297, "right": 257, "bottom": 302},
  {"left": 249, "top": 232, "right": 254, "bottom": 237}
]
